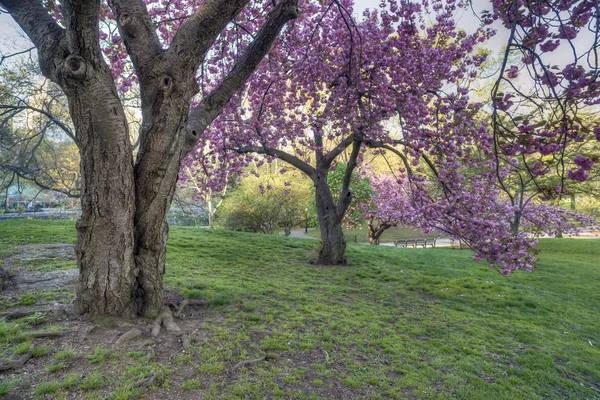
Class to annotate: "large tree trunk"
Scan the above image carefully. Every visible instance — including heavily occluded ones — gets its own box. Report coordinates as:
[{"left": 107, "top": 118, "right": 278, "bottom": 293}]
[
  {"left": 314, "top": 178, "right": 346, "bottom": 265},
  {"left": 1, "top": 0, "right": 298, "bottom": 318},
  {"left": 73, "top": 71, "right": 137, "bottom": 316}
]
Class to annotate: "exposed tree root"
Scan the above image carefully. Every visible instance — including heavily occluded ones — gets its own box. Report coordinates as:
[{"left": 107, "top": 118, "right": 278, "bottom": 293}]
[
  {"left": 145, "top": 346, "right": 155, "bottom": 364},
  {"left": 182, "top": 333, "right": 191, "bottom": 349},
  {"left": 131, "top": 373, "right": 157, "bottom": 388},
  {"left": 175, "top": 299, "right": 204, "bottom": 318},
  {"left": 1, "top": 311, "right": 34, "bottom": 321},
  {"left": 232, "top": 354, "right": 267, "bottom": 370},
  {"left": 137, "top": 339, "right": 154, "bottom": 350},
  {"left": 0, "top": 351, "right": 32, "bottom": 372},
  {"left": 30, "top": 331, "right": 71, "bottom": 338},
  {"left": 181, "top": 333, "right": 201, "bottom": 358},
  {"left": 81, "top": 325, "right": 98, "bottom": 338},
  {"left": 151, "top": 306, "right": 181, "bottom": 337},
  {"left": 116, "top": 328, "right": 142, "bottom": 344}
]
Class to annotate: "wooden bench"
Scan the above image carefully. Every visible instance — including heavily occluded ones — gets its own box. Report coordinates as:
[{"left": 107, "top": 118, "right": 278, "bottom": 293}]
[{"left": 394, "top": 238, "right": 437, "bottom": 248}]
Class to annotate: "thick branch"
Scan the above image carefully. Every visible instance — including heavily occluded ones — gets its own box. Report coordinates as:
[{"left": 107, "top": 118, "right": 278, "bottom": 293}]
[
  {"left": 62, "top": 0, "right": 102, "bottom": 58},
  {"left": 372, "top": 144, "right": 414, "bottom": 177},
  {"left": 234, "top": 145, "right": 315, "bottom": 178},
  {"left": 184, "top": 0, "right": 298, "bottom": 153},
  {"left": 321, "top": 134, "right": 353, "bottom": 168},
  {"left": 109, "top": 0, "right": 163, "bottom": 75},
  {"left": 337, "top": 139, "right": 361, "bottom": 219},
  {"left": 0, "top": 104, "right": 77, "bottom": 144},
  {"left": 169, "top": 0, "right": 249, "bottom": 72}
]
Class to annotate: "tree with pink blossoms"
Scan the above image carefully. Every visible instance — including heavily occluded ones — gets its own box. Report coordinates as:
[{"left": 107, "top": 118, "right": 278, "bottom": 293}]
[
  {"left": 354, "top": 173, "right": 416, "bottom": 245},
  {"left": 0, "top": 0, "right": 298, "bottom": 317},
  {"left": 188, "top": 0, "right": 489, "bottom": 264},
  {"left": 486, "top": 0, "right": 600, "bottom": 214}
]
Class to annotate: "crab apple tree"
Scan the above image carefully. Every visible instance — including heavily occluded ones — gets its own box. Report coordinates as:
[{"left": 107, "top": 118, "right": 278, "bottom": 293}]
[{"left": 0, "top": 0, "right": 298, "bottom": 317}]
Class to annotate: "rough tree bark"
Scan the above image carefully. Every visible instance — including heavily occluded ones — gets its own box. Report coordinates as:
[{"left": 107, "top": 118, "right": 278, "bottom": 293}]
[
  {"left": 1, "top": 0, "right": 298, "bottom": 317},
  {"left": 313, "top": 172, "right": 347, "bottom": 264}
]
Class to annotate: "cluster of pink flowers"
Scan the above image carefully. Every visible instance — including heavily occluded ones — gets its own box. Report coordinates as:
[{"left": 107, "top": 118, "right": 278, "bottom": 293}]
[{"left": 489, "top": 0, "right": 599, "bottom": 188}]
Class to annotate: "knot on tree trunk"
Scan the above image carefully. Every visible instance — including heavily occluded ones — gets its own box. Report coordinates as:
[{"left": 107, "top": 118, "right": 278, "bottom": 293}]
[{"left": 63, "top": 55, "right": 87, "bottom": 80}]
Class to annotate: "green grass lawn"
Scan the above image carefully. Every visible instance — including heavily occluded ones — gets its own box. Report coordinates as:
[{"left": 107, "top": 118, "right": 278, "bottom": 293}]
[
  {"left": 304, "top": 225, "right": 440, "bottom": 243},
  {"left": 0, "top": 219, "right": 599, "bottom": 399}
]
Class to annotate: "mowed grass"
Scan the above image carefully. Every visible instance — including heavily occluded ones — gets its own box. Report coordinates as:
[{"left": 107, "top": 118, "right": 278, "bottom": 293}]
[
  {"left": 305, "top": 225, "right": 440, "bottom": 243},
  {"left": 0, "top": 219, "right": 599, "bottom": 399}
]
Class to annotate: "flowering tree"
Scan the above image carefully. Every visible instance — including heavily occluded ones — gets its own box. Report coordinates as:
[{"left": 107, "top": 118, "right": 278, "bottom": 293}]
[
  {"left": 488, "top": 0, "right": 600, "bottom": 210},
  {"left": 188, "top": 0, "right": 488, "bottom": 264},
  {"left": 351, "top": 173, "right": 416, "bottom": 245},
  {"left": 0, "top": 0, "right": 298, "bottom": 317}
]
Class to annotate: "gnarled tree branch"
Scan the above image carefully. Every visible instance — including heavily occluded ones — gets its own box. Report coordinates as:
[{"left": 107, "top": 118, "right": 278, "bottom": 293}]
[{"left": 109, "top": 0, "right": 164, "bottom": 76}]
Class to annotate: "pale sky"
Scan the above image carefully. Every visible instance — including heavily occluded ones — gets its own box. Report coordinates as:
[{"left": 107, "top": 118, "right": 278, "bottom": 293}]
[{"left": 0, "top": 2, "right": 592, "bottom": 70}]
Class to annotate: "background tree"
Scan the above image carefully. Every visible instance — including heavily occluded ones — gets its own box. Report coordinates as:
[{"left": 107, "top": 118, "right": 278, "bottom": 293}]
[
  {"left": 358, "top": 173, "right": 416, "bottom": 245},
  {"left": 0, "top": 55, "right": 80, "bottom": 199},
  {"left": 217, "top": 170, "right": 310, "bottom": 234},
  {"left": 0, "top": 0, "right": 298, "bottom": 317}
]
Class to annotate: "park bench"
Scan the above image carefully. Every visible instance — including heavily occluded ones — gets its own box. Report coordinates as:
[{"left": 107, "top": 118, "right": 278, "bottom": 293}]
[{"left": 394, "top": 238, "right": 437, "bottom": 248}]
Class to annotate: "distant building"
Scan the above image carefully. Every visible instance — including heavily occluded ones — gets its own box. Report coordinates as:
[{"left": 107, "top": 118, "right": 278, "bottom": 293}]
[{"left": 2, "top": 184, "right": 62, "bottom": 210}]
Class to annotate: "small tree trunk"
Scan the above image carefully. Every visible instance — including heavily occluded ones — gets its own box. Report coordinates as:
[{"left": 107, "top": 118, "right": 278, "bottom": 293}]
[
  {"left": 314, "top": 179, "right": 346, "bottom": 264},
  {"left": 368, "top": 217, "right": 379, "bottom": 245}
]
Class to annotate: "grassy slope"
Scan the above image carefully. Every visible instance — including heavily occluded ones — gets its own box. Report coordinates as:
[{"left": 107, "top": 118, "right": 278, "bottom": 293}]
[{"left": 0, "top": 219, "right": 599, "bottom": 399}]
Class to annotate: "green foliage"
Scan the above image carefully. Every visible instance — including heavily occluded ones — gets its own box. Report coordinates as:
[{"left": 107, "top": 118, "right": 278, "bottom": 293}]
[
  {"left": 181, "top": 379, "right": 201, "bottom": 390},
  {"left": 31, "top": 345, "right": 49, "bottom": 357},
  {"left": 47, "top": 361, "right": 65, "bottom": 373},
  {"left": 56, "top": 348, "right": 76, "bottom": 360},
  {"left": 79, "top": 372, "right": 107, "bottom": 390},
  {"left": 18, "top": 293, "right": 36, "bottom": 306},
  {"left": 0, "top": 379, "right": 16, "bottom": 396},
  {"left": 198, "top": 362, "right": 224, "bottom": 375},
  {"left": 13, "top": 341, "right": 32, "bottom": 355},
  {"left": 86, "top": 345, "right": 112, "bottom": 364},
  {"left": 34, "top": 380, "right": 61, "bottom": 396},
  {"left": 217, "top": 169, "right": 311, "bottom": 233}
]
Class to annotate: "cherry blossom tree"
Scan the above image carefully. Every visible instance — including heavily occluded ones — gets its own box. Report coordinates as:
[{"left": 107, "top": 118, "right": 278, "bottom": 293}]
[
  {"left": 360, "top": 174, "right": 416, "bottom": 245},
  {"left": 188, "top": 0, "right": 488, "bottom": 264},
  {"left": 0, "top": 0, "right": 298, "bottom": 317}
]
